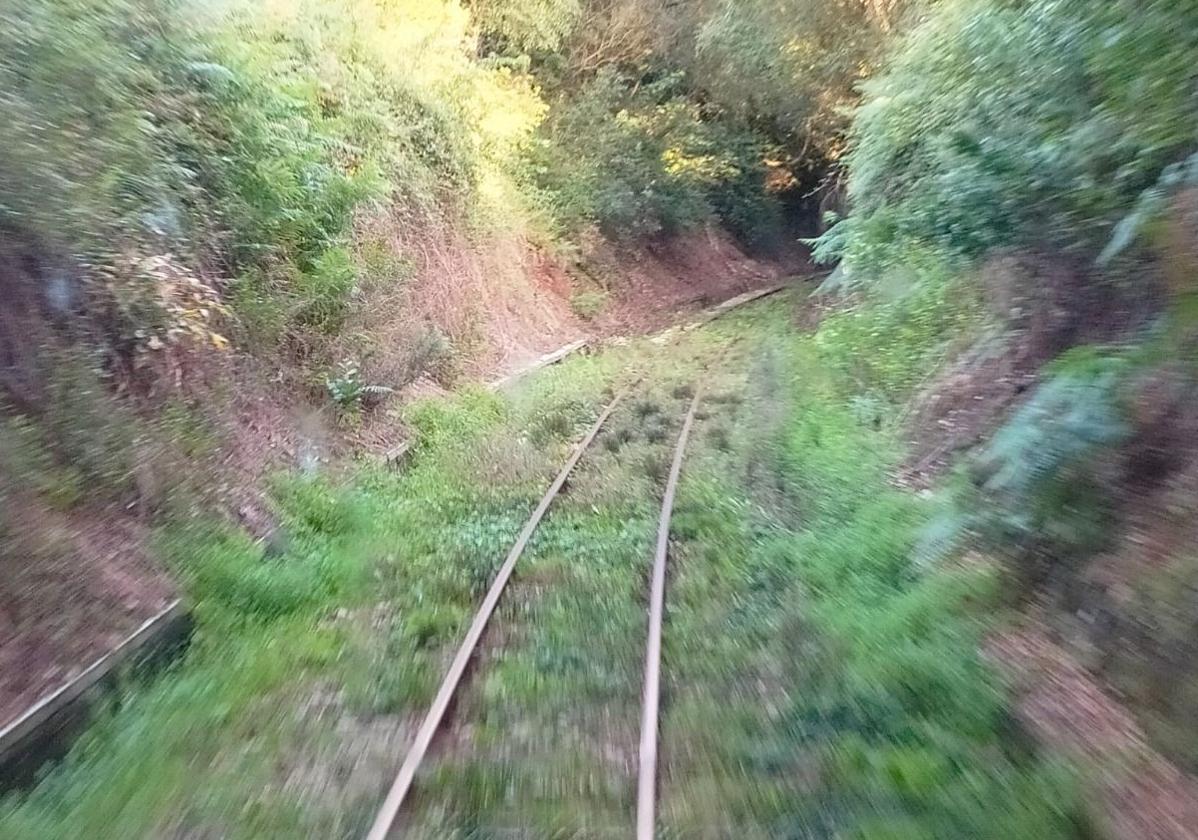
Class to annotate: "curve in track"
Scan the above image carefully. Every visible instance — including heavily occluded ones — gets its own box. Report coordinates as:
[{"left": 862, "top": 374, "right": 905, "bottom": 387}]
[{"left": 636, "top": 386, "right": 703, "bottom": 840}]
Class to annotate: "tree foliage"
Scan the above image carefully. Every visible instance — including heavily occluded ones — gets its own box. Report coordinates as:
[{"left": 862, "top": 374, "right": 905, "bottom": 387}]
[
  {"left": 819, "top": 0, "right": 1198, "bottom": 274},
  {"left": 532, "top": 69, "right": 780, "bottom": 240},
  {"left": 694, "top": 0, "right": 904, "bottom": 165},
  {"left": 470, "top": 0, "right": 581, "bottom": 53}
]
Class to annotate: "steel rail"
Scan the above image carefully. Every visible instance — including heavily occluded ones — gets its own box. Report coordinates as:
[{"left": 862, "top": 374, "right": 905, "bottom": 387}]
[
  {"left": 364, "top": 389, "right": 629, "bottom": 840},
  {"left": 636, "top": 386, "right": 703, "bottom": 840}
]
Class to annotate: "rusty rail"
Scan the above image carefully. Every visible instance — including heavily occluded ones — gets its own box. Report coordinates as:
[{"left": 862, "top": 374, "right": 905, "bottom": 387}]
[
  {"left": 636, "top": 386, "right": 703, "bottom": 839},
  {"left": 364, "top": 389, "right": 628, "bottom": 840}
]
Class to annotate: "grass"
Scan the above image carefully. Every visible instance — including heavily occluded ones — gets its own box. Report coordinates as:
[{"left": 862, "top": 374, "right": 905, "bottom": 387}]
[
  {"left": 659, "top": 323, "right": 1083, "bottom": 839},
  {"left": 0, "top": 290, "right": 1085, "bottom": 838},
  {"left": 0, "top": 473, "right": 378, "bottom": 839}
]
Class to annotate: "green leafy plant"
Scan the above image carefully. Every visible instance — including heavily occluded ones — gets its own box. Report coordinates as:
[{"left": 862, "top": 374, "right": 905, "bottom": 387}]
[
  {"left": 325, "top": 360, "right": 393, "bottom": 410},
  {"left": 919, "top": 350, "right": 1132, "bottom": 570},
  {"left": 819, "top": 0, "right": 1198, "bottom": 276}
]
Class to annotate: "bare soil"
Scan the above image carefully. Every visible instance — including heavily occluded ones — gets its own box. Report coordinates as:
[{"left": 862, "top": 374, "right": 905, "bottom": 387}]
[
  {"left": 586, "top": 226, "right": 801, "bottom": 337},
  {"left": 989, "top": 624, "right": 1198, "bottom": 840},
  {"left": 0, "top": 494, "right": 174, "bottom": 728}
]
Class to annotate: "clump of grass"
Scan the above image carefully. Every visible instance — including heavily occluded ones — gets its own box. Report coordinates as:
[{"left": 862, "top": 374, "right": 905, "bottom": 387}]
[
  {"left": 602, "top": 426, "right": 634, "bottom": 453},
  {"left": 707, "top": 425, "right": 732, "bottom": 452},
  {"left": 570, "top": 290, "right": 610, "bottom": 321},
  {"left": 633, "top": 399, "right": 662, "bottom": 420},
  {"left": 528, "top": 399, "right": 590, "bottom": 446},
  {"left": 706, "top": 390, "right": 743, "bottom": 406}
]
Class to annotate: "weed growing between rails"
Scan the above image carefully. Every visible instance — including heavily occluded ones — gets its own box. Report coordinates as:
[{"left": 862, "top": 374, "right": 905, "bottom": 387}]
[{"left": 396, "top": 335, "right": 736, "bottom": 837}]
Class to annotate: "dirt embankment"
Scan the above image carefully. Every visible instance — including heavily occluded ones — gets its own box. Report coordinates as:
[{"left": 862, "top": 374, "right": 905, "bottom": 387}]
[
  {"left": 0, "top": 497, "right": 175, "bottom": 728},
  {"left": 904, "top": 235, "right": 1198, "bottom": 838},
  {"left": 582, "top": 226, "right": 802, "bottom": 337},
  {"left": 348, "top": 219, "right": 800, "bottom": 392},
  {"left": 0, "top": 223, "right": 798, "bottom": 730}
]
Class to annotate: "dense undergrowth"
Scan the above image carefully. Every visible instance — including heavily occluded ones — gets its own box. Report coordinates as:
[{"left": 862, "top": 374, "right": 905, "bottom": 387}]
[
  {"left": 655, "top": 303, "right": 1083, "bottom": 840},
  {"left": 1, "top": 292, "right": 1083, "bottom": 837}
]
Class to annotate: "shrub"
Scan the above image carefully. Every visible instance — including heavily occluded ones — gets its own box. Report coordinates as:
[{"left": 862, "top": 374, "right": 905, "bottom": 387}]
[
  {"left": 920, "top": 349, "right": 1132, "bottom": 571},
  {"left": 472, "top": 0, "right": 581, "bottom": 53},
  {"left": 971, "top": 353, "right": 1129, "bottom": 558},
  {"left": 531, "top": 69, "right": 779, "bottom": 239},
  {"left": 820, "top": 0, "right": 1198, "bottom": 275},
  {"left": 326, "top": 360, "right": 394, "bottom": 411},
  {"left": 814, "top": 255, "right": 980, "bottom": 401}
]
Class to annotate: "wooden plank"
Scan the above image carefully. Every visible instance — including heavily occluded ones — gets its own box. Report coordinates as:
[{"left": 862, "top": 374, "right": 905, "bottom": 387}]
[
  {"left": 488, "top": 338, "right": 590, "bottom": 391},
  {"left": 364, "top": 389, "right": 627, "bottom": 840},
  {"left": 0, "top": 599, "right": 189, "bottom": 784},
  {"left": 382, "top": 440, "right": 413, "bottom": 469},
  {"left": 636, "top": 387, "right": 703, "bottom": 840},
  {"left": 680, "top": 281, "right": 791, "bottom": 332}
]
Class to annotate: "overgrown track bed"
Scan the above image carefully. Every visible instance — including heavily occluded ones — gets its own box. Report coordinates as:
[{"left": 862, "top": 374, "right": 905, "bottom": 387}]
[
  {"left": 365, "top": 389, "right": 629, "bottom": 839},
  {"left": 373, "top": 363, "right": 724, "bottom": 838}
]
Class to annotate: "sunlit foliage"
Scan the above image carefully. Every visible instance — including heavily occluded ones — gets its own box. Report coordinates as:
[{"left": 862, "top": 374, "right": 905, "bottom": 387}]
[{"left": 820, "top": 0, "right": 1198, "bottom": 273}]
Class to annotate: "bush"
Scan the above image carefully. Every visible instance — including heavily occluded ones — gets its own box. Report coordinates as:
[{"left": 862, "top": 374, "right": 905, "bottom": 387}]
[
  {"left": 326, "top": 359, "right": 394, "bottom": 411},
  {"left": 569, "top": 289, "right": 608, "bottom": 320},
  {"left": 0, "top": 0, "right": 558, "bottom": 373},
  {"left": 820, "top": 0, "right": 1198, "bottom": 274},
  {"left": 814, "top": 255, "right": 980, "bottom": 401},
  {"left": 971, "top": 352, "right": 1129, "bottom": 559}
]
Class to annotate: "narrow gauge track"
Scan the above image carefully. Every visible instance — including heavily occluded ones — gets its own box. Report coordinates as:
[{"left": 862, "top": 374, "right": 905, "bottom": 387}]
[
  {"left": 365, "top": 381, "right": 707, "bottom": 840},
  {"left": 637, "top": 386, "right": 702, "bottom": 839}
]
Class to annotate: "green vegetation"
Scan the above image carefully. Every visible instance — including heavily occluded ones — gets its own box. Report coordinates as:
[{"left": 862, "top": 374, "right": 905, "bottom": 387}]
[
  {"left": 0, "top": 294, "right": 1081, "bottom": 836},
  {"left": 660, "top": 304, "right": 1081, "bottom": 839},
  {"left": 816, "top": 0, "right": 1198, "bottom": 576},
  {"left": 811, "top": 0, "right": 1198, "bottom": 789},
  {"left": 531, "top": 69, "right": 781, "bottom": 241},
  {"left": 569, "top": 288, "right": 609, "bottom": 320},
  {"left": 818, "top": 0, "right": 1198, "bottom": 274},
  {"left": 0, "top": 473, "right": 379, "bottom": 839},
  {"left": 4, "top": 0, "right": 1198, "bottom": 836},
  {"left": 2, "top": 0, "right": 832, "bottom": 375}
]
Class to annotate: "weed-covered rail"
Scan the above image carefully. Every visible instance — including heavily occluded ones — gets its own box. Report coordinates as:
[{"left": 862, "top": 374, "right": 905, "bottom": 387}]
[
  {"left": 364, "top": 390, "right": 629, "bottom": 840},
  {"left": 366, "top": 377, "right": 710, "bottom": 839}
]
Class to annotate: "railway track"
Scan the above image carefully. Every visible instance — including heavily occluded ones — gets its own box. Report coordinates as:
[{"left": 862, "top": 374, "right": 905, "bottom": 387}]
[{"left": 364, "top": 378, "right": 709, "bottom": 840}]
